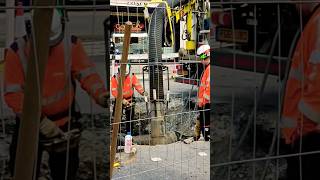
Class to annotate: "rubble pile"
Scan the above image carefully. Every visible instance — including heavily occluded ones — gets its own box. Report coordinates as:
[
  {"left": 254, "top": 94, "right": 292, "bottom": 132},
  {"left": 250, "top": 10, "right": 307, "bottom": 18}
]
[
  {"left": 212, "top": 103, "right": 287, "bottom": 180},
  {"left": 0, "top": 115, "right": 108, "bottom": 180},
  {"left": 132, "top": 97, "right": 198, "bottom": 138}
]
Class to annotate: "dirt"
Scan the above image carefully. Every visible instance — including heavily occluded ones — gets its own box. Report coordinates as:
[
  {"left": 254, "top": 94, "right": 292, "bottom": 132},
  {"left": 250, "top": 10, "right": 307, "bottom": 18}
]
[
  {"left": 211, "top": 103, "right": 287, "bottom": 180},
  {"left": 121, "top": 96, "right": 198, "bottom": 139},
  {"left": 0, "top": 114, "right": 108, "bottom": 180}
]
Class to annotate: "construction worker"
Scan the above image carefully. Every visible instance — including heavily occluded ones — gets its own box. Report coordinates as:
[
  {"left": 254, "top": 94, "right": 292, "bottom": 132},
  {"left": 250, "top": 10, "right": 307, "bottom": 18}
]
[
  {"left": 111, "top": 64, "right": 147, "bottom": 134},
  {"left": 195, "top": 44, "right": 210, "bottom": 141},
  {"left": 4, "top": 9, "right": 108, "bottom": 180},
  {"left": 281, "top": 2, "right": 320, "bottom": 180}
]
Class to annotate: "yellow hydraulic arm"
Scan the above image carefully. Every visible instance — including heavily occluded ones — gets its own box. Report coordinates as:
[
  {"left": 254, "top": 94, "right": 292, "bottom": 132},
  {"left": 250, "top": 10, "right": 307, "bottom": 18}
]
[
  {"left": 173, "top": 0, "right": 196, "bottom": 51},
  {"left": 145, "top": 0, "right": 201, "bottom": 51}
]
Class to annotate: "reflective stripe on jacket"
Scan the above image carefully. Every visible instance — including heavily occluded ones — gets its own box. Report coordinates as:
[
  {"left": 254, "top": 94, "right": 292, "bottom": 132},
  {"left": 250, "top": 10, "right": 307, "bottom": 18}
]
[
  {"left": 4, "top": 35, "right": 107, "bottom": 127},
  {"left": 111, "top": 74, "right": 144, "bottom": 99},
  {"left": 281, "top": 7, "right": 320, "bottom": 144}
]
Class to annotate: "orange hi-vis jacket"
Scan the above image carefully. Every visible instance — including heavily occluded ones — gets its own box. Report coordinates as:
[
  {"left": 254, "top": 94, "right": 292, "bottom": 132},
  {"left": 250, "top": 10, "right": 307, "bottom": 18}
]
[
  {"left": 4, "top": 36, "right": 107, "bottom": 127},
  {"left": 111, "top": 74, "right": 144, "bottom": 100},
  {"left": 198, "top": 65, "right": 210, "bottom": 107},
  {"left": 281, "top": 6, "right": 320, "bottom": 144}
]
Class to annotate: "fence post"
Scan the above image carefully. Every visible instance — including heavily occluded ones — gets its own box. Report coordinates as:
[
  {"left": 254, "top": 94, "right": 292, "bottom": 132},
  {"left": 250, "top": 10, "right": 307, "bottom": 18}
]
[
  {"left": 13, "top": 0, "right": 55, "bottom": 179},
  {"left": 110, "top": 22, "right": 132, "bottom": 178}
]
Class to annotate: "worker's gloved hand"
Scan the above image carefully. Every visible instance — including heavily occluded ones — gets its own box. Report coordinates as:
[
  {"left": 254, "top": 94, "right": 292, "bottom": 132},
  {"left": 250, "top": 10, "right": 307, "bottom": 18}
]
[
  {"left": 143, "top": 91, "right": 148, "bottom": 97},
  {"left": 40, "top": 117, "right": 64, "bottom": 139},
  {"left": 97, "top": 92, "right": 108, "bottom": 108}
]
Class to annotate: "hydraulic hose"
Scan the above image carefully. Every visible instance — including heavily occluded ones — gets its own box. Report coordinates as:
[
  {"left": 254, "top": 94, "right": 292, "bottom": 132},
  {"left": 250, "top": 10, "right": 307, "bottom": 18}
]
[
  {"left": 148, "top": 0, "right": 191, "bottom": 100},
  {"left": 148, "top": 0, "right": 187, "bottom": 63},
  {"left": 148, "top": 2, "right": 166, "bottom": 100}
]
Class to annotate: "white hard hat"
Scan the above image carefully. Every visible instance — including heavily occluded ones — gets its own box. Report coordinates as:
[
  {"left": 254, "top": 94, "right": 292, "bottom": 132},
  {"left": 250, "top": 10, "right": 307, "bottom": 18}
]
[
  {"left": 125, "top": 64, "right": 131, "bottom": 75},
  {"left": 49, "top": 9, "right": 64, "bottom": 46},
  {"left": 196, "top": 44, "right": 210, "bottom": 60}
]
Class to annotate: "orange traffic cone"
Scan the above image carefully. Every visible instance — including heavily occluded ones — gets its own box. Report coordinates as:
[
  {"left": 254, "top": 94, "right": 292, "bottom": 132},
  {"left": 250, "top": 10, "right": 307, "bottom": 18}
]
[{"left": 15, "top": 2, "right": 27, "bottom": 38}]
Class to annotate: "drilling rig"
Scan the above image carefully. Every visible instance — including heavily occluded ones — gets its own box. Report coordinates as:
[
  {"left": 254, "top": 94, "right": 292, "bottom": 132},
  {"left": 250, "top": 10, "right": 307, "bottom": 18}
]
[
  {"left": 107, "top": 0, "right": 210, "bottom": 145},
  {"left": 145, "top": 0, "right": 210, "bottom": 144}
]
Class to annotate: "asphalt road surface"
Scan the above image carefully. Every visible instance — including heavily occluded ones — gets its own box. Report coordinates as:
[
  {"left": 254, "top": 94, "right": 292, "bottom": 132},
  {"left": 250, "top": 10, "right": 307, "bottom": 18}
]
[{"left": 212, "top": 65, "right": 280, "bottom": 107}]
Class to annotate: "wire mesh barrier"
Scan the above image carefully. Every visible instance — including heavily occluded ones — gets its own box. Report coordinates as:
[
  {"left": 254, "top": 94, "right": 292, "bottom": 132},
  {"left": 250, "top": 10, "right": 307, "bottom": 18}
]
[
  {"left": 110, "top": 62, "right": 210, "bottom": 179},
  {"left": 211, "top": 1, "right": 320, "bottom": 180},
  {"left": 0, "top": 0, "right": 108, "bottom": 179},
  {"left": 109, "top": 0, "right": 210, "bottom": 179},
  {"left": 2, "top": 0, "right": 318, "bottom": 179}
]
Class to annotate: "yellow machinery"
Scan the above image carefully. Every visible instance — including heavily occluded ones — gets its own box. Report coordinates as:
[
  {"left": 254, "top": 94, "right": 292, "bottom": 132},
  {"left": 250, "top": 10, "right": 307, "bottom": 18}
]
[
  {"left": 145, "top": 0, "right": 208, "bottom": 52},
  {"left": 173, "top": 0, "right": 197, "bottom": 51}
]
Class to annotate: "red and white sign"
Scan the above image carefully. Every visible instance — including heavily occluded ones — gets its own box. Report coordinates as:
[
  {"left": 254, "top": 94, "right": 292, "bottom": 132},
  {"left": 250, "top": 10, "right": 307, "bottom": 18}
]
[
  {"left": 114, "top": 22, "right": 145, "bottom": 32},
  {"left": 110, "top": 0, "right": 160, "bottom": 8}
]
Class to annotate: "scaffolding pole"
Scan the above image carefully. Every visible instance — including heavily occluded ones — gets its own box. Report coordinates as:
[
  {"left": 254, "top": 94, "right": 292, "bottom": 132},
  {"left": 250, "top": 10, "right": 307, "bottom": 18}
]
[
  {"left": 13, "top": 0, "right": 55, "bottom": 179},
  {"left": 110, "top": 22, "right": 132, "bottom": 178}
]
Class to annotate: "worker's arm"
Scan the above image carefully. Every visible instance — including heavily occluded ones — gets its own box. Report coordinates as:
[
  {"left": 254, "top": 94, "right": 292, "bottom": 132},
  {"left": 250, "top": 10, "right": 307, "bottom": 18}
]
[
  {"left": 203, "top": 72, "right": 210, "bottom": 103},
  {"left": 3, "top": 47, "right": 25, "bottom": 115},
  {"left": 132, "top": 74, "right": 145, "bottom": 95},
  {"left": 297, "top": 44, "right": 320, "bottom": 123},
  {"left": 198, "top": 66, "right": 210, "bottom": 107},
  {"left": 198, "top": 86, "right": 204, "bottom": 107},
  {"left": 71, "top": 36, "right": 107, "bottom": 103},
  {"left": 111, "top": 76, "right": 118, "bottom": 97}
]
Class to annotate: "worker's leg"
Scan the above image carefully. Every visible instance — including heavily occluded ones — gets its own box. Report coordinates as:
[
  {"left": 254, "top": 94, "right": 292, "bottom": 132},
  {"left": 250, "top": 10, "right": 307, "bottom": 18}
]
[
  {"left": 203, "top": 103, "right": 210, "bottom": 141},
  {"left": 9, "top": 117, "right": 43, "bottom": 177},
  {"left": 199, "top": 104, "right": 210, "bottom": 141},
  {"left": 48, "top": 122, "right": 80, "bottom": 180},
  {"left": 199, "top": 106, "right": 205, "bottom": 138},
  {"left": 112, "top": 101, "right": 125, "bottom": 133},
  {"left": 125, "top": 105, "right": 135, "bottom": 134},
  {"left": 48, "top": 145, "right": 79, "bottom": 180},
  {"left": 112, "top": 100, "right": 116, "bottom": 123},
  {"left": 194, "top": 116, "right": 201, "bottom": 140}
]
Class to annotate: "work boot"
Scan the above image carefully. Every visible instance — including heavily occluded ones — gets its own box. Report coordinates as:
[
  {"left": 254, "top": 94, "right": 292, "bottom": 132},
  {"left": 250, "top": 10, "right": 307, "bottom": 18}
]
[{"left": 194, "top": 119, "right": 201, "bottom": 141}]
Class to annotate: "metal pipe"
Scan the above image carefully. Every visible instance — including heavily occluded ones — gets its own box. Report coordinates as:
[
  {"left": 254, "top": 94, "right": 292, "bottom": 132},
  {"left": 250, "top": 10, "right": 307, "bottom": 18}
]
[
  {"left": 148, "top": 0, "right": 186, "bottom": 144},
  {"left": 142, "top": 67, "right": 149, "bottom": 115}
]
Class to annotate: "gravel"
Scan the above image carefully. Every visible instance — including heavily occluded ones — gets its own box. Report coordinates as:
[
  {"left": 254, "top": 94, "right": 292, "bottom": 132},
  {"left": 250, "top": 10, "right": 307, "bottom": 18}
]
[
  {"left": 211, "top": 103, "right": 287, "bottom": 180},
  {"left": 0, "top": 114, "right": 108, "bottom": 180}
]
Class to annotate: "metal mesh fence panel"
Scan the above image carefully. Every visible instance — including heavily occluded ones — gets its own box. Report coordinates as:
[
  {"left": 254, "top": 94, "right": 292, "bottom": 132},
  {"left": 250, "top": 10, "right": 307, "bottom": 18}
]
[
  {"left": 0, "top": 0, "right": 108, "bottom": 179},
  {"left": 110, "top": 0, "right": 210, "bottom": 179},
  {"left": 211, "top": 1, "right": 320, "bottom": 180}
]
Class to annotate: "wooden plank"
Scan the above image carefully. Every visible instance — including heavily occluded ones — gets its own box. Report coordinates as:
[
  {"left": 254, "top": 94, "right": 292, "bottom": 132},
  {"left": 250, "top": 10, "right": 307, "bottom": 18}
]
[
  {"left": 110, "top": 22, "right": 132, "bottom": 178},
  {"left": 13, "top": 0, "right": 55, "bottom": 179}
]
